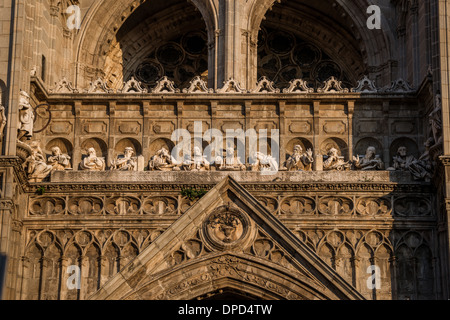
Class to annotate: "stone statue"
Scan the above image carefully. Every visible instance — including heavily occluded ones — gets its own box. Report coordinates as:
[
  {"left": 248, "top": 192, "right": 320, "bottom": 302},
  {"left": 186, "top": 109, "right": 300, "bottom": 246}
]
[
  {"left": 47, "top": 146, "right": 71, "bottom": 171},
  {"left": 285, "top": 145, "right": 314, "bottom": 171},
  {"left": 250, "top": 151, "right": 279, "bottom": 172},
  {"left": 353, "top": 146, "right": 384, "bottom": 170},
  {"left": 323, "top": 148, "right": 351, "bottom": 171},
  {"left": 215, "top": 147, "right": 246, "bottom": 171},
  {"left": 391, "top": 146, "right": 416, "bottom": 171},
  {"left": 148, "top": 147, "right": 180, "bottom": 171},
  {"left": 0, "top": 101, "right": 6, "bottom": 142},
  {"left": 408, "top": 139, "right": 434, "bottom": 181},
  {"left": 18, "top": 90, "right": 34, "bottom": 141},
  {"left": 22, "top": 141, "right": 53, "bottom": 182},
  {"left": 110, "top": 147, "right": 137, "bottom": 171},
  {"left": 80, "top": 147, "right": 105, "bottom": 171},
  {"left": 183, "top": 146, "right": 210, "bottom": 171},
  {"left": 429, "top": 94, "right": 443, "bottom": 146}
]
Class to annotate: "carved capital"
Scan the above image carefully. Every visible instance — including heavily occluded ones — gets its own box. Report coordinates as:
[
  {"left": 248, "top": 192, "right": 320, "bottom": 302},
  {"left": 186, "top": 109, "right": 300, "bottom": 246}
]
[{"left": 0, "top": 199, "right": 14, "bottom": 211}]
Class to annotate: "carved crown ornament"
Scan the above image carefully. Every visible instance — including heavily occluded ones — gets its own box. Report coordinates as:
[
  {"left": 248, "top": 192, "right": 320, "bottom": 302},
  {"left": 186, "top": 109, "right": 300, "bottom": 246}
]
[{"left": 200, "top": 203, "right": 256, "bottom": 252}]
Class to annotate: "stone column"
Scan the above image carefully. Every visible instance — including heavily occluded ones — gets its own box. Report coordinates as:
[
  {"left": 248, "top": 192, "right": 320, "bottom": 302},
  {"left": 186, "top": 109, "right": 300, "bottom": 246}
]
[{"left": 438, "top": 1, "right": 450, "bottom": 296}]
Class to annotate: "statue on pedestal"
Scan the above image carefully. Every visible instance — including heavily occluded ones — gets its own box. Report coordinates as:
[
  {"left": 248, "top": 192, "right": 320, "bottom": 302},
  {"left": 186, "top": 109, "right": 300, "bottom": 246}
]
[
  {"left": 285, "top": 145, "right": 314, "bottom": 171},
  {"left": 80, "top": 147, "right": 105, "bottom": 171}
]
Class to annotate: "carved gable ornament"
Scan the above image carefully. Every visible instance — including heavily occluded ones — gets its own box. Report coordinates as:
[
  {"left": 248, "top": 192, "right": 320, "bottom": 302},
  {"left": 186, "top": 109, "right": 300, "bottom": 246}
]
[
  {"left": 282, "top": 79, "right": 314, "bottom": 93},
  {"left": 152, "top": 76, "right": 180, "bottom": 93},
  {"left": 351, "top": 75, "right": 377, "bottom": 93},
  {"left": 84, "top": 78, "right": 114, "bottom": 94},
  {"left": 217, "top": 78, "right": 247, "bottom": 93},
  {"left": 182, "top": 76, "right": 213, "bottom": 93},
  {"left": 119, "top": 77, "right": 148, "bottom": 93},
  {"left": 89, "top": 176, "right": 365, "bottom": 301},
  {"left": 50, "top": 77, "right": 79, "bottom": 93},
  {"left": 251, "top": 76, "right": 280, "bottom": 93},
  {"left": 317, "top": 76, "right": 349, "bottom": 93}
]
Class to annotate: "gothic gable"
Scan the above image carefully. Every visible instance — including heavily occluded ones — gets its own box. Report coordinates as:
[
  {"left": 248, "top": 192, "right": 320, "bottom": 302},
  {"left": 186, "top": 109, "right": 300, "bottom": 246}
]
[{"left": 89, "top": 176, "right": 364, "bottom": 300}]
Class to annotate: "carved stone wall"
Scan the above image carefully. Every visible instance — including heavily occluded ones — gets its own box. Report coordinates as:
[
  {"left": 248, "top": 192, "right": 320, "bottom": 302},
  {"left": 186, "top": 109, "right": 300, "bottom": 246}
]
[{"left": 17, "top": 170, "right": 438, "bottom": 300}]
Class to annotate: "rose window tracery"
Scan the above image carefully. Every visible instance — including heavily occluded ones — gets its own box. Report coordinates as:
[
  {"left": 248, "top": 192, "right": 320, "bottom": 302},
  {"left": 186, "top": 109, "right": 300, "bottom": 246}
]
[
  {"left": 132, "top": 31, "right": 208, "bottom": 89},
  {"left": 258, "top": 27, "right": 351, "bottom": 89}
]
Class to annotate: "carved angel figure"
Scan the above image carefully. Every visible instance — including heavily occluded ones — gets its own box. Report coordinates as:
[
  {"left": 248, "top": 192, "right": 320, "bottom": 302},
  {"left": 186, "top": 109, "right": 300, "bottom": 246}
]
[
  {"left": 148, "top": 147, "right": 180, "bottom": 171},
  {"left": 353, "top": 146, "right": 384, "bottom": 171},
  {"left": 110, "top": 147, "right": 137, "bottom": 171},
  {"left": 215, "top": 147, "right": 246, "bottom": 171},
  {"left": 80, "top": 147, "right": 105, "bottom": 171},
  {"left": 323, "top": 148, "right": 351, "bottom": 171},
  {"left": 22, "top": 141, "right": 53, "bottom": 182},
  {"left": 285, "top": 145, "right": 314, "bottom": 171},
  {"left": 47, "top": 146, "right": 71, "bottom": 171},
  {"left": 18, "top": 91, "right": 34, "bottom": 141},
  {"left": 183, "top": 146, "right": 210, "bottom": 171}
]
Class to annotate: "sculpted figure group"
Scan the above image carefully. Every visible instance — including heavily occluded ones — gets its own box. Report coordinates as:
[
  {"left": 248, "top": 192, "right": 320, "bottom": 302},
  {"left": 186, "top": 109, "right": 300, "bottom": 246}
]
[{"left": 21, "top": 141, "right": 433, "bottom": 182}]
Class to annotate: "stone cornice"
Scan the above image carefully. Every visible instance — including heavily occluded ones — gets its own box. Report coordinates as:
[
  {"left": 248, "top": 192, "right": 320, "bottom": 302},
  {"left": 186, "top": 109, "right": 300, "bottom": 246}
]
[
  {"left": 30, "top": 78, "right": 418, "bottom": 102},
  {"left": 27, "top": 181, "right": 432, "bottom": 194}
]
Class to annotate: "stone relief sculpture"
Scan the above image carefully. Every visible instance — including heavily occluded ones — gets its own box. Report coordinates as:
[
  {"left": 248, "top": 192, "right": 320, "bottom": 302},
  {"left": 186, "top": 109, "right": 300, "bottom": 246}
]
[
  {"left": 285, "top": 145, "right": 314, "bottom": 171},
  {"left": 323, "top": 148, "right": 351, "bottom": 171},
  {"left": 17, "top": 90, "right": 34, "bottom": 141},
  {"left": 80, "top": 147, "right": 106, "bottom": 171},
  {"left": 183, "top": 146, "right": 210, "bottom": 171},
  {"left": 353, "top": 146, "right": 384, "bottom": 170},
  {"left": 47, "top": 146, "right": 71, "bottom": 171},
  {"left": 22, "top": 141, "right": 53, "bottom": 182},
  {"left": 148, "top": 147, "right": 180, "bottom": 171},
  {"left": 110, "top": 147, "right": 137, "bottom": 171},
  {"left": 215, "top": 147, "right": 246, "bottom": 171},
  {"left": 250, "top": 152, "right": 279, "bottom": 172}
]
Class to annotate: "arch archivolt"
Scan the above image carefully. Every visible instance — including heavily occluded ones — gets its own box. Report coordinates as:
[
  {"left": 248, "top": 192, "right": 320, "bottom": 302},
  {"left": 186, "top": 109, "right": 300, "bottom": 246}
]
[{"left": 122, "top": 253, "right": 333, "bottom": 300}]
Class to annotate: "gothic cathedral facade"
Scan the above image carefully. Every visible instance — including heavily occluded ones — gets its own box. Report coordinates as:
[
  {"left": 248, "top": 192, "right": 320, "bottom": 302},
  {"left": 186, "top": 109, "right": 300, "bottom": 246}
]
[{"left": 0, "top": 0, "right": 450, "bottom": 300}]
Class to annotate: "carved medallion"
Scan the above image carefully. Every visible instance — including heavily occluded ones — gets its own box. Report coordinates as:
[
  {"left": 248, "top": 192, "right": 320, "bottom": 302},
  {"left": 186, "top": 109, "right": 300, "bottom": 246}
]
[{"left": 202, "top": 205, "right": 254, "bottom": 251}]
